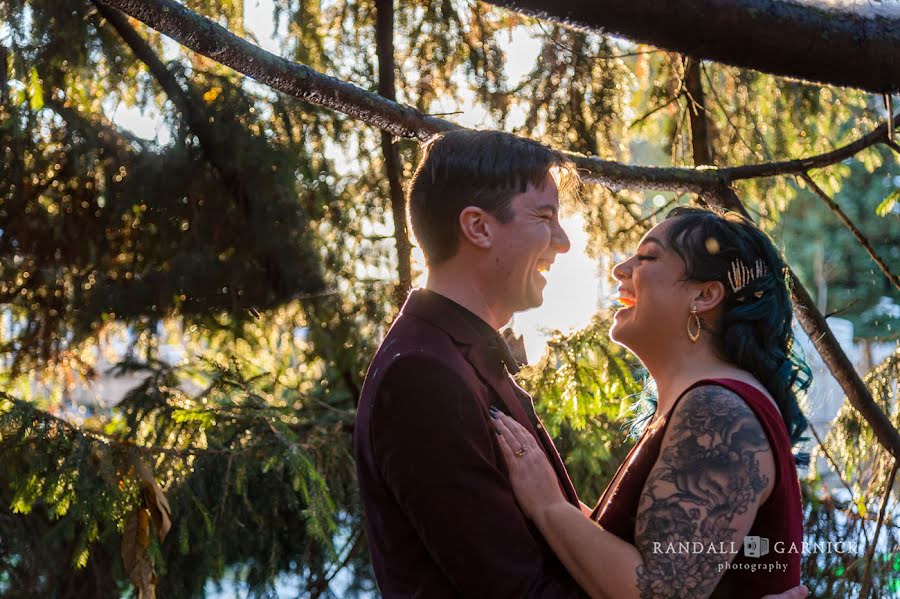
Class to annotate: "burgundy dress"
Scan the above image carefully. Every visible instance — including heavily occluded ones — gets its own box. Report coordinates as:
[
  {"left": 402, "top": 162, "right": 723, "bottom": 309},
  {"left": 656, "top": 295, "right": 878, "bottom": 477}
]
[{"left": 591, "top": 378, "right": 803, "bottom": 598}]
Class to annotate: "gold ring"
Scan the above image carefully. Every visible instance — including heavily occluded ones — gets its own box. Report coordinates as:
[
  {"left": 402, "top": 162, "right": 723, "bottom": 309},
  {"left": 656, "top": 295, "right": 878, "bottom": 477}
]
[{"left": 514, "top": 446, "right": 527, "bottom": 458}]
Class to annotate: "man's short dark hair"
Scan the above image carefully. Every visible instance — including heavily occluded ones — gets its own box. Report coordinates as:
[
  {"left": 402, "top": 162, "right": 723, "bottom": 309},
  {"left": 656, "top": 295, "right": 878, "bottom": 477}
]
[{"left": 407, "top": 130, "right": 572, "bottom": 265}]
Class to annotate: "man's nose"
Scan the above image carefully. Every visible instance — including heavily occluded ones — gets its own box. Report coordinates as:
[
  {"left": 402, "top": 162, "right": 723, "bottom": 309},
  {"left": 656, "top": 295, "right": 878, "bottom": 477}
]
[{"left": 551, "top": 221, "right": 571, "bottom": 254}]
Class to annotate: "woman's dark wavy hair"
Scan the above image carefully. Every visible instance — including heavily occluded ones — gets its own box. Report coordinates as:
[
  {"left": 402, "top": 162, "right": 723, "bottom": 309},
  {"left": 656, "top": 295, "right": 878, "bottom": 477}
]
[{"left": 637, "top": 206, "right": 811, "bottom": 466}]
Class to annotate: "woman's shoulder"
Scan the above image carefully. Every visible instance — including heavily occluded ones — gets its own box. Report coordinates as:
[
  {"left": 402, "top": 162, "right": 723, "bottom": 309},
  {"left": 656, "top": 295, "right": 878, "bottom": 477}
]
[
  {"left": 695, "top": 371, "right": 781, "bottom": 415},
  {"left": 661, "top": 382, "right": 779, "bottom": 503}
]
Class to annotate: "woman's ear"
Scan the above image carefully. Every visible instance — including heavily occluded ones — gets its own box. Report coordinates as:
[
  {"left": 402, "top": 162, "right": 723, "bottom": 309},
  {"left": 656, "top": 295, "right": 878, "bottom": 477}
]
[
  {"left": 694, "top": 280, "right": 726, "bottom": 314},
  {"left": 459, "top": 206, "right": 492, "bottom": 250}
]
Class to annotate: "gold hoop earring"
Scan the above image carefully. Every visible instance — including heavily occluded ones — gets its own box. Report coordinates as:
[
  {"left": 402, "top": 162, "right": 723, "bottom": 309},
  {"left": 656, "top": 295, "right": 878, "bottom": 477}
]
[{"left": 687, "top": 306, "right": 701, "bottom": 343}]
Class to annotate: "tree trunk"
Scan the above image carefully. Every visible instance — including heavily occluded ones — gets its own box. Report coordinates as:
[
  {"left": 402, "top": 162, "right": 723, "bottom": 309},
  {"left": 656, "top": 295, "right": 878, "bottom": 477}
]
[
  {"left": 685, "top": 58, "right": 712, "bottom": 167},
  {"left": 485, "top": 0, "right": 900, "bottom": 93},
  {"left": 375, "top": 0, "right": 413, "bottom": 306}
]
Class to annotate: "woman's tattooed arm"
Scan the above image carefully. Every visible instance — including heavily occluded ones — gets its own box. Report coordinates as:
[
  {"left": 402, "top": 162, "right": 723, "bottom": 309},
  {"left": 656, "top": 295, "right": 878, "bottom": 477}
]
[{"left": 634, "top": 385, "right": 775, "bottom": 599}]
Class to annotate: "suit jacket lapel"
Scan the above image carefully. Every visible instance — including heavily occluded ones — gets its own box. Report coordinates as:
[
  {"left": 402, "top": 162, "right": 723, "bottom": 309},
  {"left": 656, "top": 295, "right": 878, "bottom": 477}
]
[
  {"left": 469, "top": 347, "right": 580, "bottom": 507},
  {"left": 509, "top": 378, "right": 581, "bottom": 506},
  {"left": 464, "top": 342, "right": 537, "bottom": 436},
  {"left": 401, "top": 289, "right": 580, "bottom": 506}
]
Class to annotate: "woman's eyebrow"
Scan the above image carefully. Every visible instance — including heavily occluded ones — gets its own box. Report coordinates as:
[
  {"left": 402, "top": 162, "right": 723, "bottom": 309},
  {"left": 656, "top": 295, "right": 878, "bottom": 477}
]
[{"left": 639, "top": 236, "right": 665, "bottom": 249}]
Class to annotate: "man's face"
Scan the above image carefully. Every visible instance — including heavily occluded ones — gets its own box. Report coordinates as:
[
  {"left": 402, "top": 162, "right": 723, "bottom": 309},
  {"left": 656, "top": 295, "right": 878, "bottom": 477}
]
[{"left": 489, "top": 174, "right": 571, "bottom": 313}]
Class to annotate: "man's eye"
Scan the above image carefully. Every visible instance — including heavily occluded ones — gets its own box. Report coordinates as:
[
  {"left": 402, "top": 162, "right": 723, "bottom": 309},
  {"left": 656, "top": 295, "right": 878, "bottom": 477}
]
[{"left": 636, "top": 254, "right": 656, "bottom": 262}]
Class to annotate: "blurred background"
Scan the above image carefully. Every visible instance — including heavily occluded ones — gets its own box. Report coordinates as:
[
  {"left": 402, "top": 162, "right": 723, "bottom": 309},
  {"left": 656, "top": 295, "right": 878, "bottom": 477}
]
[{"left": 1, "top": 0, "right": 899, "bottom": 596}]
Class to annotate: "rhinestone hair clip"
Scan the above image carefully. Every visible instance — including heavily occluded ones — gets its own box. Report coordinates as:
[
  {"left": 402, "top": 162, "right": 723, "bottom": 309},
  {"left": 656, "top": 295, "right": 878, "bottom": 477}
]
[{"left": 727, "top": 258, "right": 768, "bottom": 300}]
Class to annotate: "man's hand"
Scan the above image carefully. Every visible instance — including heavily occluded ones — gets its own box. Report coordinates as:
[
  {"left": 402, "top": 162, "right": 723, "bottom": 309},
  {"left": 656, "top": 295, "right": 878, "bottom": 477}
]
[{"left": 762, "top": 584, "right": 809, "bottom": 599}]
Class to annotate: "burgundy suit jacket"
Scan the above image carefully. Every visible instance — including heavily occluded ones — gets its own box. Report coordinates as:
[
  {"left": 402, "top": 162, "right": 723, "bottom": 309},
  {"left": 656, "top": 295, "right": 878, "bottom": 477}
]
[{"left": 354, "top": 289, "right": 586, "bottom": 598}]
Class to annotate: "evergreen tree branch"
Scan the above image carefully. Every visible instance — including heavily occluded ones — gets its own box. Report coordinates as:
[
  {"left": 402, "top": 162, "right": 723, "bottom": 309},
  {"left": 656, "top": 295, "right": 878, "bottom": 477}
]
[
  {"left": 44, "top": 96, "right": 144, "bottom": 162},
  {"left": 0, "top": 391, "right": 315, "bottom": 459},
  {"left": 93, "top": 0, "right": 900, "bottom": 194},
  {"left": 799, "top": 171, "right": 900, "bottom": 295},
  {"left": 91, "top": 1, "right": 255, "bottom": 217}
]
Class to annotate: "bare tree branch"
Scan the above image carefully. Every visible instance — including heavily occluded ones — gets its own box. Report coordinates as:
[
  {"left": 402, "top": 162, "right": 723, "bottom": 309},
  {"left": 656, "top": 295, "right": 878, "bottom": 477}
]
[
  {"left": 484, "top": 0, "right": 900, "bottom": 94},
  {"left": 96, "top": 0, "right": 455, "bottom": 140},
  {"left": 799, "top": 172, "right": 900, "bottom": 294}
]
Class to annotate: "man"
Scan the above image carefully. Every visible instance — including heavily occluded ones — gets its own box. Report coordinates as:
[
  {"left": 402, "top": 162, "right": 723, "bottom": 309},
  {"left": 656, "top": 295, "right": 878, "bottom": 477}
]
[{"left": 353, "top": 130, "right": 809, "bottom": 598}]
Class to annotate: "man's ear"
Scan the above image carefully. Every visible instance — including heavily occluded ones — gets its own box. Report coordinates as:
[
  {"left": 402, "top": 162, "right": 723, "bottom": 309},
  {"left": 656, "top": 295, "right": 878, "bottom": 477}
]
[
  {"left": 694, "top": 280, "right": 726, "bottom": 314},
  {"left": 459, "top": 206, "right": 493, "bottom": 250}
]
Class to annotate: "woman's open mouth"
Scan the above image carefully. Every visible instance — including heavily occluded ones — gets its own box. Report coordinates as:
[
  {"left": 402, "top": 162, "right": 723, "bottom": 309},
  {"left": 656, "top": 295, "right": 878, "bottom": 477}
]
[{"left": 617, "top": 296, "right": 636, "bottom": 308}]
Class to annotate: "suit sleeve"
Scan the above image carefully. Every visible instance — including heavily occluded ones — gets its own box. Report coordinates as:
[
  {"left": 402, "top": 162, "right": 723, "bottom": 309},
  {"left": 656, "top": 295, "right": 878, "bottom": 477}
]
[{"left": 372, "top": 354, "right": 587, "bottom": 598}]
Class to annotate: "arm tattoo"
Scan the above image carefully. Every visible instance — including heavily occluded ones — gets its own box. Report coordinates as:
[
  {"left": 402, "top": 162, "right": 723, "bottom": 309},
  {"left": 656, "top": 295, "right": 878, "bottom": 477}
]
[{"left": 634, "top": 386, "right": 771, "bottom": 598}]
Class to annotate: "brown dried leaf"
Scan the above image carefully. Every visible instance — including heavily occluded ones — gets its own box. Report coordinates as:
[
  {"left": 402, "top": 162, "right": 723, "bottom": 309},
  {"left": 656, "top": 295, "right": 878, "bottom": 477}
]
[
  {"left": 121, "top": 508, "right": 157, "bottom": 599},
  {"left": 132, "top": 455, "right": 172, "bottom": 542},
  {"left": 142, "top": 478, "right": 172, "bottom": 542}
]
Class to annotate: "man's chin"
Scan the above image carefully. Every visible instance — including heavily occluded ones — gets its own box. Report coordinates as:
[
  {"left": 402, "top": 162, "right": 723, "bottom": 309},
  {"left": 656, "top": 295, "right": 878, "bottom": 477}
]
[{"left": 512, "top": 291, "right": 544, "bottom": 313}]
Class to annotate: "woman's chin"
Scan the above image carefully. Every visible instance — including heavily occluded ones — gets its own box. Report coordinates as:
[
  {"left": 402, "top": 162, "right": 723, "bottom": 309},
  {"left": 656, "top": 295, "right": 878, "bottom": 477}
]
[
  {"left": 610, "top": 308, "right": 638, "bottom": 346},
  {"left": 611, "top": 306, "right": 634, "bottom": 326}
]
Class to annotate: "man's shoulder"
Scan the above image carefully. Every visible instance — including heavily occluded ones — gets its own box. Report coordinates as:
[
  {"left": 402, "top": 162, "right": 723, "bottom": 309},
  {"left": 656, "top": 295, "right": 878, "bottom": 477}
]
[
  {"left": 359, "top": 312, "right": 470, "bottom": 398},
  {"left": 370, "top": 312, "right": 461, "bottom": 371}
]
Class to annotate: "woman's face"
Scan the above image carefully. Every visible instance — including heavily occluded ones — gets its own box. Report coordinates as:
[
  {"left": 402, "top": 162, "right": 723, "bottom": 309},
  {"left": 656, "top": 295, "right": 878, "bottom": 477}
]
[{"left": 609, "top": 218, "right": 696, "bottom": 355}]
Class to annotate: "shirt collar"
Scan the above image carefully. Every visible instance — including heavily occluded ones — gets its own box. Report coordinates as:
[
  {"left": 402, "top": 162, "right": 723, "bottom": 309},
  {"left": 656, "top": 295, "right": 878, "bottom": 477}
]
[{"left": 400, "top": 288, "right": 521, "bottom": 375}]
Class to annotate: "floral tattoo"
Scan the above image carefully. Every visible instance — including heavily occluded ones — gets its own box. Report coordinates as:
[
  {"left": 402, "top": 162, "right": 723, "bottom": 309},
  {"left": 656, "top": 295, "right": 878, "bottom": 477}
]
[{"left": 634, "top": 386, "right": 771, "bottom": 598}]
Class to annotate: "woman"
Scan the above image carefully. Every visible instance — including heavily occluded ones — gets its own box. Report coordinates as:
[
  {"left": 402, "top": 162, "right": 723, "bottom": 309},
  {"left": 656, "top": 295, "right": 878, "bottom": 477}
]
[{"left": 492, "top": 206, "right": 810, "bottom": 599}]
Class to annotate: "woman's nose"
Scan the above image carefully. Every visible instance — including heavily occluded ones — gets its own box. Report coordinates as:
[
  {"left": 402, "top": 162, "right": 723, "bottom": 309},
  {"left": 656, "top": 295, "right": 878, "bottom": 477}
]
[{"left": 612, "top": 259, "right": 631, "bottom": 281}]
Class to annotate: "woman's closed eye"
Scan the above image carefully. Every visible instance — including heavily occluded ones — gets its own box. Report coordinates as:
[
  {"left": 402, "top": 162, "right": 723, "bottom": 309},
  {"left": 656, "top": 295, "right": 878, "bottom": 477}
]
[{"left": 636, "top": 254, "right": 656, "bottom": 262}]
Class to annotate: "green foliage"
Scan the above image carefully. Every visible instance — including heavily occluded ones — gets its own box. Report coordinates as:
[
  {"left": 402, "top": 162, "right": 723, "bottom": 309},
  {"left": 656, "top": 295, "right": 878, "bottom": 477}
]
[
  {"left": 824, "top": 349, "right": 900, "bottom": 505},
  {"left": 0, "top": 353, "right": 360, "bottom": 597},
  {"left": 876, "top": 190, "right": 899, "bottom": 218},
  {"left": 518, "top": 315, "right": 643, "bottom": 502}
]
